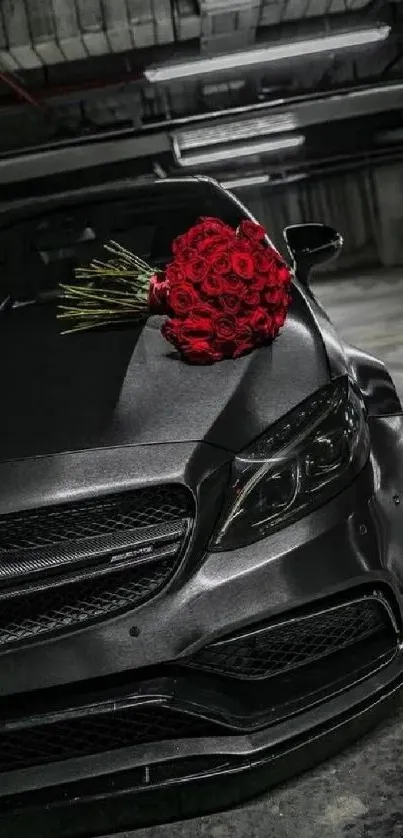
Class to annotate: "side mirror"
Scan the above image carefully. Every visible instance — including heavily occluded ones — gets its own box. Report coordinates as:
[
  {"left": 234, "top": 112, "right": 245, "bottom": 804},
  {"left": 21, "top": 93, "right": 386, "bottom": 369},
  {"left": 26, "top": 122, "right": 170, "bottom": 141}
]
[{"left": 283, "top": 223, "right": 343, "bottom": 285}]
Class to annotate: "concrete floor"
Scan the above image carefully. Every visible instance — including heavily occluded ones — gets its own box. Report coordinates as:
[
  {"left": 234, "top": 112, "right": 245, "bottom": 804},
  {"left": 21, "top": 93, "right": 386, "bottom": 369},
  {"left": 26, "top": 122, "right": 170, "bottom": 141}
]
[
  {"left": 313, "top": 268, "right": 403, "bottom": 397},
  {"left": 114, "top": 270, "right": 403, "bottom": 838}
]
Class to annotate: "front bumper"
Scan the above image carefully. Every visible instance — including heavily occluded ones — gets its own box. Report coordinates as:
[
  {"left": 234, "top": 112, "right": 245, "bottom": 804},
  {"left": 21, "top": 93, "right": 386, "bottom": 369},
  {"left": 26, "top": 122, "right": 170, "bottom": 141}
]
[
  {"left": 1, "top": 414, "right": 403, "bottom": 834},
  {"left": 2, "top": 651, "right": 403, "bottom": 838}
]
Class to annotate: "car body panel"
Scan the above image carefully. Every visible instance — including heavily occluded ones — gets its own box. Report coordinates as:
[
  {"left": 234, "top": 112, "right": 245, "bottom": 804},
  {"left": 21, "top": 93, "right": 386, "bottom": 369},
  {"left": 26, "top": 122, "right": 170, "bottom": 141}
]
[
  {"left": 0, "top": 285, "right": 328, "bottom": 463},
  {"left": 1, "top": 413, "right": 403, "bottom": 699},
  {"left": 1, "top": 175, "right": 403, "bottom": 834}
]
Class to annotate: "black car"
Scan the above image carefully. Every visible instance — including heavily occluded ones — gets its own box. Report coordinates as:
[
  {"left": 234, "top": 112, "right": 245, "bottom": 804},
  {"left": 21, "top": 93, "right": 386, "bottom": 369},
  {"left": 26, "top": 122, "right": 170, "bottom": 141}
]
[{"left": 1, "top": 176, "right": 403, "bottom": 837}]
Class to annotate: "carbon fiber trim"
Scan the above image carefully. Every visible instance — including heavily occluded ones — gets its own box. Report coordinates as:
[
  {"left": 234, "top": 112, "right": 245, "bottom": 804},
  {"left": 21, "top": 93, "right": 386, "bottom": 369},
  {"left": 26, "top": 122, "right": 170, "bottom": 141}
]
[
  {"left": 0, "top": 521, "right": 187, "bottom": 585},
  {"left": 0, "top": 485, "right": 193, "bottom": 647}
]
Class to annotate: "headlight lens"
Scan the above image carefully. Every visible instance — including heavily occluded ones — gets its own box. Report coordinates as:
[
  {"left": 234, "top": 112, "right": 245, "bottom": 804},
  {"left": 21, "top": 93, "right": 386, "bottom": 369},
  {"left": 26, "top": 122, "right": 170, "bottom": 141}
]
[{"left": 212, "top": 377, "right": 369, "bottom": 551}]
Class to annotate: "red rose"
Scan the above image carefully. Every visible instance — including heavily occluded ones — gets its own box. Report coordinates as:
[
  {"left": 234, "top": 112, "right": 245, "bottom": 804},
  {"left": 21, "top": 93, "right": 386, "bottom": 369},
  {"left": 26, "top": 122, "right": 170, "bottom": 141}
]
[
  {"left": 190, "top": 227, "right": 235, "bottom": 258},
  {"left": 165, "top": 263, "right": 186, "bottom": 285},
  {"left": 161, "top": 312, "right": 221, "bottom": 364},
  {"left": 250, "top": 272, "right": 267, "bottom": 292},
  {"left": 210, "top": 250, "right": 232, "bottom": 275},
  {"left": 276, "top": 264, "right": 292, "bottom": 285},
  {"left": 197, "top": 236, "right": 226, "bottom": 256},
  {"left": 192, "top": 304, "right": 219, "bottom": 320},
  {"left": 231, "top": 250, "right": 255, "bottom": 280},
  {"left": 166, "top": 283, "right": 199, "bottom": 316},
  {"left": 172, "top": 233, "right": 190, "bottom": 255},
  {"left": 221, "top": 274, "right": 245, "bottom": 296},
  {"left": 253, "top": 250, "right": 276, "bottom": 276},
  {"left": 197, "top": 217, "right": 232, "bottom": 237},
  {"left": 214, "top": 313, "right": 238, "bottom": 341},
  {"left": 249, "top": 307, "right": 272, "bottom": 337},
  {"left": 238, "top": 219, "right": 267, "bottom": 243},
  {"left": 242, "top": 286, "right": 261, "bottom": 308},
  {"left": 171, "top": 245, "right": 195, "bottom": 264},
  {"left": 202, "top": 273, "right": 225, "bottom": 297},
  {"left": 233, "top": 320, "right": 255, "bottom": 358},
  {"left": 184, "top": 256, "right": 208, "bottom": 283},
  {"left": 185, "top": 229, "right": 205, "bottom": 248},
  {"left": 181, "top": 314, "right": 215, "bottom": 340},
  {"left": 148, "top": 275, "right": 168, "bottom": 314},
  {"left": 161, "top": 318, "right": 182, "bottom": 348},
  {"left": 264, "top": 287, "right": 287, "bottom": 308},
  {"left": 273, "top": 307, "right": 287, "bottom": 331},
  {"left": 219, "top": 293, "right": 242, "bottom": 315},
  {"left": 162, "top": 313, "right": 214, "bottom": 346},
  {"left": 180, "top": 338, "right": 222, "bottom": 365},
  {"left": 184, "top": 219, "right": 230, "bottom": 250}
]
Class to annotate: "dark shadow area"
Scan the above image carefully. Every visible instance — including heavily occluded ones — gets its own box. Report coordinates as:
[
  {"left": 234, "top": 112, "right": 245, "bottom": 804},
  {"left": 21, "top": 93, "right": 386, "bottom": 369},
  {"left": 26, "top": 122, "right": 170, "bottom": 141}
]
[{"left": 0, "top": 304, "right": 143, "bottom": 461}]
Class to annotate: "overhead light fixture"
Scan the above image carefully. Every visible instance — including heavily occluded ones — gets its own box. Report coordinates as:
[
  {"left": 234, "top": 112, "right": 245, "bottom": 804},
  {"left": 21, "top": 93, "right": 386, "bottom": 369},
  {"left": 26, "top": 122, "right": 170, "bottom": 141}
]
[
  {"left": 145, "top": 25, "right": 390, "bottom": 83},
  {"left": 224, "top": 174, "right": 271, "bottom": 188},
  {"left": 175, "top": 134, "right": 305, "bottom": 168},
  {"left": 177, "top": 113, "right": 297, "bottom": 152}
]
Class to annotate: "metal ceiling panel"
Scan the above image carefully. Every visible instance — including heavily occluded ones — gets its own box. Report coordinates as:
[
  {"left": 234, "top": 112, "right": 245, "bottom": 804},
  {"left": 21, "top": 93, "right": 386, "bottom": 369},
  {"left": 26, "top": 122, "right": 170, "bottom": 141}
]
[
  {"left": 0, "top": 132, "right": 170, "bottom": 184},
  {"left": 260, "top": 2, "right": 284, "bottom": 26},
  {"left": 153, "top": 0, "right": 175, "bottom": 45},
  {"left": 76, "top": 0, "right": 109, "bottom": 57},
  {"left": 0, "top": 0, "right": 381, "bottom": 71},
  {"left": 174, "top": 0, "right": 201, "bottom": 40},
  {"left": 200, "top": 0, "right": 261, "bottom": 53},
  {"left": 1, "top": 0, "right": 42, "bottom": 69},
  {"left": 25, "top": 0, "right": 65, "bottom": 64},
  {"left": 0, "top": 0, "right": 175, "bottom": 69},
  {"left": 52, "top": 0, "right": 87, "bottom": 61},
  {"left": 103, "top": 0, "right": 134, "bottom": 53},
  {"left": 128, "top": 0, "right": 174, "bottom": 48},
  {"left": 0, "top": 7, "right": 19, "bottom": 71},
  {"left": 260, "top": 0, "right": 372, "bottom": 21},
  {"left": 282, "top": 0, "right": 311, "bottom": 22},
  {"left": 129, "top": 0, "right": 156, "bottom": 48}
]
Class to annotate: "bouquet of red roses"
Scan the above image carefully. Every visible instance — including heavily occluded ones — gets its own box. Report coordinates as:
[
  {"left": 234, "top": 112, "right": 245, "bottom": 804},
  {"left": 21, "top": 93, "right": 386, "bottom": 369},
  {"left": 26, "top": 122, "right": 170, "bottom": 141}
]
[{"left": 58, "top": 216, "right": 292, "bottom": 364}]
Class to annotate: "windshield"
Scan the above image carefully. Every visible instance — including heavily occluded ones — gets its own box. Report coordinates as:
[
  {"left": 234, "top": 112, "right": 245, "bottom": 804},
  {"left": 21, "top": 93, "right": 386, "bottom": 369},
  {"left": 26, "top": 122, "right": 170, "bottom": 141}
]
[{"left": 0, "top": 179, "right": 257, "bottom": 304}]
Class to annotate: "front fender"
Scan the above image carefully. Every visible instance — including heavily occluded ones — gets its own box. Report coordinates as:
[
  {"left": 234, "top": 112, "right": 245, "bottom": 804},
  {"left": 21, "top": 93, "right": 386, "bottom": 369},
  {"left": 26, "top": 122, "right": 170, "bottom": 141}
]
[{"left": 301, "top": 282, "right": 402, "bottom": 416}]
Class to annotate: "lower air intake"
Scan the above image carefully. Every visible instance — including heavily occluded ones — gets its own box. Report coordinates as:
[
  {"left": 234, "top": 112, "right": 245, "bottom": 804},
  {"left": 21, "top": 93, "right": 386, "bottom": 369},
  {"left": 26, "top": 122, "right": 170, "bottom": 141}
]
[
  {"left": 186, "top": 593, "right": 397, "bottom": 681},
  {"left": 0, "top": 706, "right": 220, "bottom": 773}
]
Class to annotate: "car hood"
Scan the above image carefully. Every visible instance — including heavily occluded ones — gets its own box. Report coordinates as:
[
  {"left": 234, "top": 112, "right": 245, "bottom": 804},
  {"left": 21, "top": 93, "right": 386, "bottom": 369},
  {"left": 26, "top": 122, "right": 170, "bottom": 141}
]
[{"left": 0, "top": 288, "right": 329, "bottom": 463}]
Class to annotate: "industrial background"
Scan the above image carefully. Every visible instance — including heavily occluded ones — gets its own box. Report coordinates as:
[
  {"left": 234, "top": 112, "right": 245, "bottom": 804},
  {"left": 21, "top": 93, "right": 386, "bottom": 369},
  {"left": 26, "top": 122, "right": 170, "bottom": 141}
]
[
  {"left": 2, "top": 4, "right": 403, "bottom": 838},
  {"left": 0, "top": 0, "right": 402, "bottom": 271}
]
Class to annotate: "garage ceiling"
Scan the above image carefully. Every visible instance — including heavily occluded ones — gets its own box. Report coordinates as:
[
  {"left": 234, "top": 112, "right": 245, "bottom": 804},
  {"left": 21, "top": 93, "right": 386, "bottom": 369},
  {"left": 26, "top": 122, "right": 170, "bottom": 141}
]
[
  {"left": 0, "top": 0, "right": 402, "bottom": 185},
  {"left": 0, "top": 0, "right": 378, "bottom": 69}
]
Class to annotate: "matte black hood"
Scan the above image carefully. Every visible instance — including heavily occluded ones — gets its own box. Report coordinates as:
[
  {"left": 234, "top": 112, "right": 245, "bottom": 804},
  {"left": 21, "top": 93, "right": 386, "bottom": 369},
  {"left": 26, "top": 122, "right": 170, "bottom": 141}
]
[{"left": 0, "top": 287, "right": 329, "bottom": 463}]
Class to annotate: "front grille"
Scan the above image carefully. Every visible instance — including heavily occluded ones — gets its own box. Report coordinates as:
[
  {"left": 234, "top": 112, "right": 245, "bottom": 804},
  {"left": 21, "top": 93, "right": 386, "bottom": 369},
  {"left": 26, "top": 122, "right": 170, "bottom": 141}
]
[
  {"left": 186, "top": 594, "right": 397, "bottom": 681},
  {"left": 0, "top": 558, "right": 176, "bottom": 647},
  {"left": 0, "top": 706, "right": 220, "bottom": 773},
  {"left": 0, "top": 486, "right": 193, "bottom": 648},
  {"left": 0, "top": 486, "right": 191, "bottom": 553}
]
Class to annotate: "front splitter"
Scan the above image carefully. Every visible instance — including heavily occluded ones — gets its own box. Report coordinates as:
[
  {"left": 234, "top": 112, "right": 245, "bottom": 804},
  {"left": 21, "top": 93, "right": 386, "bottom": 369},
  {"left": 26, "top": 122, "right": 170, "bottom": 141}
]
[{"left": 2, "top": 657, "right": 403, "bottom": 838}]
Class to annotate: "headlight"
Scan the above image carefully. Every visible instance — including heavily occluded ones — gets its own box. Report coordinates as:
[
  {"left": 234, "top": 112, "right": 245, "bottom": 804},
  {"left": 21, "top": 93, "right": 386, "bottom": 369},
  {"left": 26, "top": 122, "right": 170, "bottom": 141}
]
[{"left": 212, "top": 377, "right": 369, "bottom": 551}]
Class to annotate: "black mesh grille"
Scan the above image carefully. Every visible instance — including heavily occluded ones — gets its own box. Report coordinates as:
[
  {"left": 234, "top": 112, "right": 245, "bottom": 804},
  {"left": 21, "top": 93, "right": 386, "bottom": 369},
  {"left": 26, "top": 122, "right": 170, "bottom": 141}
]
[
  {"left": 0, "top": 485, "right": 193, "bottom": 648},
  {"left": 187, "top": 596, "right": 395, "bottom": 681},
  {"left": 0, "top": 594, "right": 397, "bottom": 775},
  {"left": 0, "top": 558, "right": 177, "bottom": 647},
  {"left": 0, "top": 706, "right": 220, "bottom": 773},
  {"left": 0, "top": 486, "right": 192, "bottom": 553}
]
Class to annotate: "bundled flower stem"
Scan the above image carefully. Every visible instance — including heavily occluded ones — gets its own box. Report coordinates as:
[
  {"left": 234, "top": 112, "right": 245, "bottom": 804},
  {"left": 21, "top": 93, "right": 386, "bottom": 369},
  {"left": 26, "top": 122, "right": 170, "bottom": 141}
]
[{"left": 58, "top": 240, "right": 159, "bottom": 334}]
